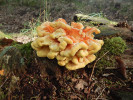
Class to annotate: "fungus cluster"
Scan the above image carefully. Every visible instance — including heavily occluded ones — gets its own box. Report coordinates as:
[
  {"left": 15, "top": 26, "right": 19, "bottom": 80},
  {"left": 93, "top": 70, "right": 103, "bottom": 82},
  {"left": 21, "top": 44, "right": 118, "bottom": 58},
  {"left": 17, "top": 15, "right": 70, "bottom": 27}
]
[{"left": 31, "top": 18, "right": 104, "bottom": 70}]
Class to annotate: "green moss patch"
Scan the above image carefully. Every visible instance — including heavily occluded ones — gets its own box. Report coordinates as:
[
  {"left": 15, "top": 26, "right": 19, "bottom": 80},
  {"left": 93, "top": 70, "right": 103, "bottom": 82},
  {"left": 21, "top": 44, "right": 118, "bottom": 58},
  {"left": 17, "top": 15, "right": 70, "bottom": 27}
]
[{"left": 96, "top": 37, "right": 127, "bottom": 69}]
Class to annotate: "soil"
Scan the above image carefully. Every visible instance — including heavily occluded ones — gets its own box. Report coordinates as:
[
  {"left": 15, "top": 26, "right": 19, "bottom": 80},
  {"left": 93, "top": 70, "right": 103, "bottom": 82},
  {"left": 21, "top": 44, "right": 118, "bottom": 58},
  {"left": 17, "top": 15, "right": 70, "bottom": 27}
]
[{"left": 0, "top": 5, "right": 42, "bottom": 33}]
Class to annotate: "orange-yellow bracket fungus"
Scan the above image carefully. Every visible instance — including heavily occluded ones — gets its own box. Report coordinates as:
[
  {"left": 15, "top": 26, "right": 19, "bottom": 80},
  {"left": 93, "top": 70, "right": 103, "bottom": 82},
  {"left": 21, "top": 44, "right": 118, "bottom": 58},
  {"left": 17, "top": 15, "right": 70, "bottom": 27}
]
[
  {"left": 0, "top": 69, "right": 4, "bottom": 75},
  {"left": 31, "top": 18, "right": 104, "bottom": 70}
]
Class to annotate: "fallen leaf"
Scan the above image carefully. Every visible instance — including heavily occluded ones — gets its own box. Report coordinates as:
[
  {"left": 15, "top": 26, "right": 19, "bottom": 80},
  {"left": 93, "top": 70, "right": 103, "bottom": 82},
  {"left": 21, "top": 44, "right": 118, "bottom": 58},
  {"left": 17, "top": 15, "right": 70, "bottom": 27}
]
[
  {"left": 0, "top": 38, "right": 14, "bottom": 46},
  {"left": 71, "top": 78, "right": 77, "bottom": 82},
  {"left": 75, "top": 79, "right": 88, "bottom": 91},
  {"left": 115, "top": 57, "right": 127, "bottom": 79},
  {"left": 70, "top": 95, "right": 78, "bottom": 99},
  {"left": 102, "top": 73, "right": 114, "bottom": 77}
]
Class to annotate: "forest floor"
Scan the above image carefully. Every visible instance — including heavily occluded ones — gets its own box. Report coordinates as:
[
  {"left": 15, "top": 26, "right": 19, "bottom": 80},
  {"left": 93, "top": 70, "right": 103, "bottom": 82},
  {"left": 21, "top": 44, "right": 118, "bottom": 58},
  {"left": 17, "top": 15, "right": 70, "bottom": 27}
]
[{"left": 0, "top": 2, "right": 133, "bottom": 100}]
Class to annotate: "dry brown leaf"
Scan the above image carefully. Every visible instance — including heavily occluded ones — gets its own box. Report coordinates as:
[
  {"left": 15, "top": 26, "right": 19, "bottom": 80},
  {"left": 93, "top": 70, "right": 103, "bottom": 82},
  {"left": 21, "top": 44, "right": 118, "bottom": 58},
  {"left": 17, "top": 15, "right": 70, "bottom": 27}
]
[
  {"left": 115, "top": 57, "right": 127, "bottom": 79},
  {"left": 0, "top": 38, "right": 14, "bottom": 46},
  {"left": 70, "top": 95, "right": 78, "bottom": 99},
  {"left": 75, "top": 79, "right": 88, "bottom": 91}
]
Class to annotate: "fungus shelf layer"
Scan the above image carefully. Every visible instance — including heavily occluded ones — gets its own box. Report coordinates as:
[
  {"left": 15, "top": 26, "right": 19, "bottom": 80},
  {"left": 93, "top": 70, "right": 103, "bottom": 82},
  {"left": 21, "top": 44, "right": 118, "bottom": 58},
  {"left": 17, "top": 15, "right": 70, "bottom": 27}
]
[{"left": 31, "top": 18, "right": 104, "bottom": 70}]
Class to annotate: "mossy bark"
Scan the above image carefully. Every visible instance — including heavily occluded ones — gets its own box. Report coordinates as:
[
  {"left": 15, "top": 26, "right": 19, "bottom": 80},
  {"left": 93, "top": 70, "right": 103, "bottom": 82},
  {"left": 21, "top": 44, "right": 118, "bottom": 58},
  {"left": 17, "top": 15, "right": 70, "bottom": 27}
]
[{"left": 0, "top": 42, "right": 61, "bottom": 76}]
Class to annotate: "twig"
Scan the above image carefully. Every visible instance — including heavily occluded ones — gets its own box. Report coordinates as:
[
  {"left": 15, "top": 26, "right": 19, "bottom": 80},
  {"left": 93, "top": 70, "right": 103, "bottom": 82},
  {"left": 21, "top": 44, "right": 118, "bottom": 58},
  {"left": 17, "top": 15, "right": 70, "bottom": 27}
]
[
  {"left": 87, "top": 81, "right": 96, "bottom": 99},
  {"left": 45, "top": 0, "right": 48, "bottom": 21},
  {"left": 87, "top": 51, "right": 109, "bottom": 99},
  {"left": 0, "top": 78, "right": 8, "bottom": 88},
  {"left": 0, "top": 73, "right": 10, "bottom": 88},
  {"left": 96, "top": 87, "right": 106, "bottom": 100},
  {"left": 89, "top": 51, "right": 109, "bottom": 81},
  {"left": 115, "top": 76, "right": 126, "bottom": 86}
]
